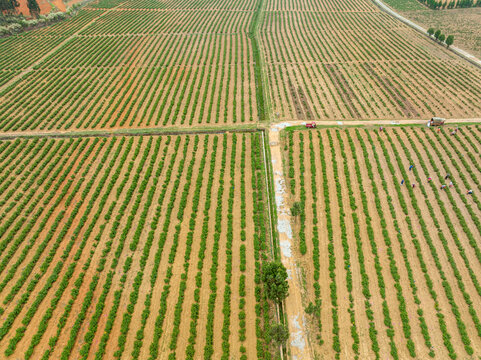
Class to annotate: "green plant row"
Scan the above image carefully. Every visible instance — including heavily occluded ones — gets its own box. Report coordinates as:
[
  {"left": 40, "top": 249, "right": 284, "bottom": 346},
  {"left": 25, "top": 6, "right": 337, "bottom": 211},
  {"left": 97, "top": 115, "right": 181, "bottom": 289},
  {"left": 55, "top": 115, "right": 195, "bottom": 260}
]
[
  {"left": 203, "top": 134, "right": 227, "bottom": 360},
  {"left": 0, "top": 139, "right": 106, "bottom": 345},
  {"left": 385, "top": 129, "right": 472, "bottom": 357},
  {"left": 358, "top": 129, "right": 434, "bottom": 356},
  {"left": 316, "top": 131, "right": 341, "bottom": 358},
  {"left": 345, "top": 129, "right": 417, "bottom": 357},
  {"left": 185, "top": 136, "right": 219, "bottom": 360},
  {"left": 328, "top": 130, "right": 361, "bottom": 357},
  {"left": 38, "top": 137, "right": 137, "bottom": 360}
]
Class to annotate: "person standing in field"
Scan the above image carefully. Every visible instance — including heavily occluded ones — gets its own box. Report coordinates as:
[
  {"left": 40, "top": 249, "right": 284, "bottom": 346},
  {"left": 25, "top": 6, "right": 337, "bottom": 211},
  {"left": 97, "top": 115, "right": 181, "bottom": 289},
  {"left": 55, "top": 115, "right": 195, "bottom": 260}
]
[
  {"left": 412, "top": 183, "right": 416, "bottom": 188},
  {"left": 445, "top": 173, "right": 450, "bottom": 180},
  {"left": 409, "top": 165, "right": 414, "bottom": 171},
  {"left": 401, "top": 179, "right": 404, "bottom": 185}
]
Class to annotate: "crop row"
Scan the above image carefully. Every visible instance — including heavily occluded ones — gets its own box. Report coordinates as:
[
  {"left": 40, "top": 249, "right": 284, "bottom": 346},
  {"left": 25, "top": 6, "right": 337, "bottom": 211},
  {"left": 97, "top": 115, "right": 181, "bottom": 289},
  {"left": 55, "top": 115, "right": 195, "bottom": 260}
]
[
  {"left": 285, "top": 127, "right": 481, "bottom": 359},
  {"left": 385, "top": 129, "right": 477, "bottom": 357},
  {"left": 0, "top": 132, "right": 274, "bottom": 359},
  {"left": 261, "top": 0, "right": 481, "bottom": 121}
]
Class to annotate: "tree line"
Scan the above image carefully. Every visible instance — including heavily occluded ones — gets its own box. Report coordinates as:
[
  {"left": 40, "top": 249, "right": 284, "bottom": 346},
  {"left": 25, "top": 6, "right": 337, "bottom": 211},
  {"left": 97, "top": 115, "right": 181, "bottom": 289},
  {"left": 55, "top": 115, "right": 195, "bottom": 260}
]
[{"left": 428, "top": 28, "right": 454, "bottom": 48}]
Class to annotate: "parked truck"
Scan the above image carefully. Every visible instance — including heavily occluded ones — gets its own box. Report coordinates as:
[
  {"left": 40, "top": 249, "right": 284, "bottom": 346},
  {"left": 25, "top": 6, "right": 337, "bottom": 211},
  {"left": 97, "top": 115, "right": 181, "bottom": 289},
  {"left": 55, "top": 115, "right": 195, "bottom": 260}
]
[{"left": 428, "top": 117, "right": 445, "bottom": 126}]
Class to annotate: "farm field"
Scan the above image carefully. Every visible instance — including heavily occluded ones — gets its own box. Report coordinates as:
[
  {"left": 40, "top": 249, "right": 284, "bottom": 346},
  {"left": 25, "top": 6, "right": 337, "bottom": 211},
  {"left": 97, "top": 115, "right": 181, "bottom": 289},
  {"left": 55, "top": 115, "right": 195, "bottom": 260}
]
[
  {"left": 282, "top": 125, "right": 481, "bottom": 359},
  {"left": 0, "top": 132, "right": 278, "bottom": 360},
  {"left": 0, "top": 0, "right": 261, "bottom": 131},
  {"left": 382, "top": 0, "right": 481, "bottom": 58},
  {"left": 260, "top": 0, "right": 481, "bottom": 122}
]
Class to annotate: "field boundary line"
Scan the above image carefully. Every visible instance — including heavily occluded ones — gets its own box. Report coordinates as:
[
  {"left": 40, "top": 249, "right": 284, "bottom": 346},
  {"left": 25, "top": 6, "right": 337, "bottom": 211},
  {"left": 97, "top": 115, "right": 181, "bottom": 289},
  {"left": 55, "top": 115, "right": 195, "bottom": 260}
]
[
  {"left": 372, "top": 0, "right": 481, "bottom": 70},
  {"left": 268, "top": 122, "right": 314, "bottom": 360},
  {"left": 0, "top": 125, "right": 261, "bottom": 140},
  {"left": 256, "top": 0, "right": 273, "bottom": 122},
  {"left": 261, "top": 129, "right": 285, "bottom": 360},
  {"left": 250, "top": 0, "right": 269, "bottom": 122},
  {"left": 2, "top": 118, "right": 481, "bottom": 140}
]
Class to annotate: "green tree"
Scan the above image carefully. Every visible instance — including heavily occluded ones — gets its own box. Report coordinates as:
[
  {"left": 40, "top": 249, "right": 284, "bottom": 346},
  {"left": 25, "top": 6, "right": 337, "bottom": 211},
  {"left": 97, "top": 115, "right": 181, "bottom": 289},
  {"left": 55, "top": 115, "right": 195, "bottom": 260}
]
[
  {"left": 269, "top": 323, "right": 289, "bottom": 345},
  {"left": 262, "top": 262, "right": 289, "bottom": 303},
  {"left": 27, "top": 0, "right": 40, "bottom": 17},
  {"left": 446, "top": 35, "right": 454, "bottom": 48},
  {"left": 427, "top": 28, "right": 435, "bottom": 36},
  {"left": 0, "top": 0, "right": 19, "bottom": 12},
  {"left": 434, "top": 29, "right": 441, "bottom": 40},
  {"left": 290, "top": 202, "right": 302, "bottom": 217},
  {"left": 439, "top": 34, "right": 446, "bottom": 43}
]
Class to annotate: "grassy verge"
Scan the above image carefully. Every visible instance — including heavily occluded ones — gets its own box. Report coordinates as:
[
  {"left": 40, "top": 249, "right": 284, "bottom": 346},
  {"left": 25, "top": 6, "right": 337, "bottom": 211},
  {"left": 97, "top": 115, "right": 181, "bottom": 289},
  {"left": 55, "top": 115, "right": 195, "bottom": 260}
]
[
  {"left": 0, "top": 124, "right": 261, "bottom": 140},
  {"left": 249, "top": 0, "right": 268, "bottom": 122}
]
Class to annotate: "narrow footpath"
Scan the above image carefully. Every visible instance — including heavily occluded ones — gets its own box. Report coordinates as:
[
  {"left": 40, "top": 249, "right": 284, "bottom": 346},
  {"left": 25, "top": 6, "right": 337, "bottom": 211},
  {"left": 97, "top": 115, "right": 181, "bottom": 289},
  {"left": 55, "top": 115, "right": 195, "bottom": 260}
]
[{"left": 269, "top": 122, "right": 313, "bottom": 360}]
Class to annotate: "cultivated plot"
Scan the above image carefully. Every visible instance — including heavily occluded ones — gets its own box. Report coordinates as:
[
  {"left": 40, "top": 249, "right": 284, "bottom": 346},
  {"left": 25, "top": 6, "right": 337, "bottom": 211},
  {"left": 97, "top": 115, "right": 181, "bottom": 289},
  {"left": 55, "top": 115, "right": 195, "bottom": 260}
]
[
  {"left": 0, "top": 132, "right": 276, "bottom": 360},
  {"left": 283, "top": 126, "right": 481, "bottom": 359},
  {"left": 261, "top": 0, "right": 481, "bottom": 121},
  {"left": 0, "top": 0, "right": 260, "bottom": 131}
]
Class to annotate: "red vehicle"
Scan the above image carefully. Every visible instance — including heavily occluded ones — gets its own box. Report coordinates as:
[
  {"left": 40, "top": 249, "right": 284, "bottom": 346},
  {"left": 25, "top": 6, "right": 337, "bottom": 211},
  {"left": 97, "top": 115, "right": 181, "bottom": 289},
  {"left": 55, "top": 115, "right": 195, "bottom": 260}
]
[{"left": 305, "top": 122, "right": 317, "bottom": 128}]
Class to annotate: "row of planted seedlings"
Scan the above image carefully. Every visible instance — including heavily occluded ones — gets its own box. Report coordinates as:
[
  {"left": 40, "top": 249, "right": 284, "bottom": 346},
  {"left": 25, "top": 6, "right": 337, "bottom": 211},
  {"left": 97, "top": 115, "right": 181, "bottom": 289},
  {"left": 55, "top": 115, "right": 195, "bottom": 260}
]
[
  {"left": 398, "top": 128, "right": 481, "bottom": 343},
  {"left": 251, "top": 132, "right": 278, "bottom": 359},
  {"left": 367, "top": 129, "right": 457, "bottom": 359},
  {"left": 29, "top": 136, "right": 137, "bottom": 360},
  {"left": 59, "top": 136, "right": 157, "bottom": 360},
  {"left": 315, "top": 130, "right": 341, "bottom": 357},
  {"left": 0, "top": 137, "right": 108, "bottom": 350},
  {"left": 327, "top": 129, "right": 393, "bottom": 359},
  {"left": 356, "top": 129, "right": 435, "bottom": 357},
  {"left": 306, "top": 131, "right": 322, "bottom": 341},
  {"left": 344, "top": 129, "right": 419, "bottom": 357},
  {"left": 202, "top": 134, "right": 227, "bottom": 360},
  {"left": 384, "top": 129, "right": 476, "bottom": 357},
  {"left": 219, "top": 133, "right": 238, "bottom": 359},
  {"left": 238, "top": 135, "right": 249, "bottom": 358}
]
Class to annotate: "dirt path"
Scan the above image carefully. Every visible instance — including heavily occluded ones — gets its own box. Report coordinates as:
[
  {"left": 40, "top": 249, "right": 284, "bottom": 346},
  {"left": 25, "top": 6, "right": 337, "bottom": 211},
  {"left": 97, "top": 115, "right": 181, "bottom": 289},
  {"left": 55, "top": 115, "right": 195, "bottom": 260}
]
[
  {"left": 269, "top": 122, "right": 312, "bottom": 360},
  {"left": 372, "top": 0, "right": 481, "bottom": 70}
]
